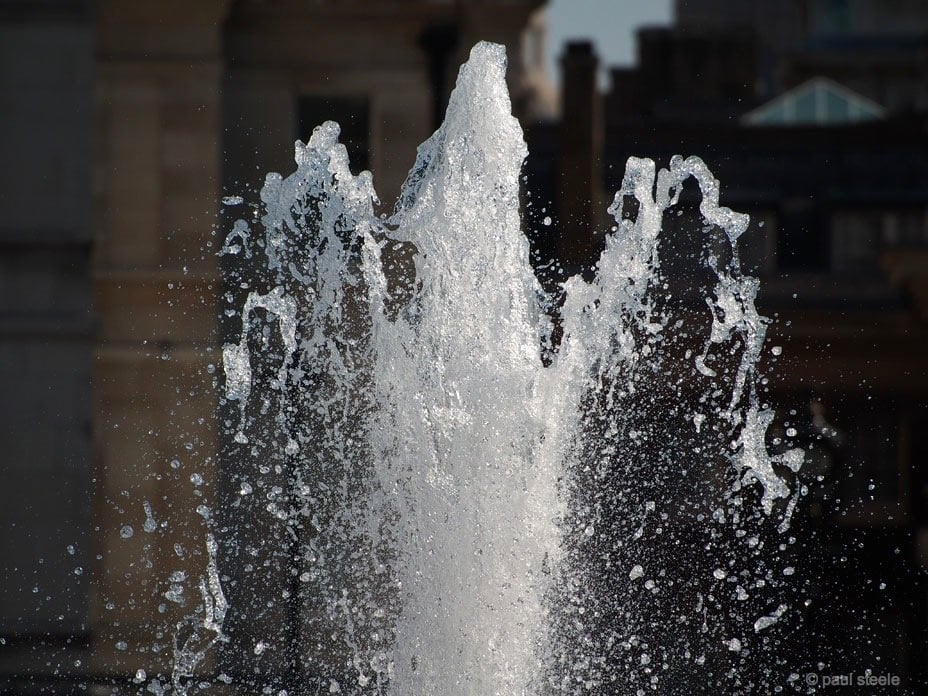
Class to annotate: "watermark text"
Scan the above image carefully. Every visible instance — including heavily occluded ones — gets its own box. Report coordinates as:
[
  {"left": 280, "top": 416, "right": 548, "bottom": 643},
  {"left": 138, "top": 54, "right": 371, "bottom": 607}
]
[{"left": 804, "top": 671, "right": 901, "bottom": 688}]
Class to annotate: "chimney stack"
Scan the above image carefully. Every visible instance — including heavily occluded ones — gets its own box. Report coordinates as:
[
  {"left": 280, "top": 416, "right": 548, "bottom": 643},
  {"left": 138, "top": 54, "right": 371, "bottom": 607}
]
[{"left": 557, "top": 41, "right": 605, "bottom": 274}]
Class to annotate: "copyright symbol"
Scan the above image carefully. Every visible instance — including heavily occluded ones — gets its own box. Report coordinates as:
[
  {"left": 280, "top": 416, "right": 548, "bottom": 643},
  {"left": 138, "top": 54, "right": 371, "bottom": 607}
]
[{"left": 806, "top": 673, "right": 819, "bottom": 686}]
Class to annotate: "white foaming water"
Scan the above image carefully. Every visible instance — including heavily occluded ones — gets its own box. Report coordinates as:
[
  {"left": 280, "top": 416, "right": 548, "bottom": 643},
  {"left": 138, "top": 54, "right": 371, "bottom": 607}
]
[
  {"left": 203, "top": 42, "right": 801, "bottom": 695},
  {"left": 362, "top": 43, "right": 557, "bottom": 695}
]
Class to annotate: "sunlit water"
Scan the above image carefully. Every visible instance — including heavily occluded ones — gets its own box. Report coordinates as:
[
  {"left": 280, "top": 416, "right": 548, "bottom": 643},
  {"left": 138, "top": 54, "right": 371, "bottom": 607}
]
[{"left": 169, "top": 42, "right": 804, "bottom": 696}]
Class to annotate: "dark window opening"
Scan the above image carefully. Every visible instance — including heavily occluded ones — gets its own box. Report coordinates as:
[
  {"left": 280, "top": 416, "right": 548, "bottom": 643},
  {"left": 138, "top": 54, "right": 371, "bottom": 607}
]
[{"left": 777, "top": 199, "right": 829, "bottom": 272}]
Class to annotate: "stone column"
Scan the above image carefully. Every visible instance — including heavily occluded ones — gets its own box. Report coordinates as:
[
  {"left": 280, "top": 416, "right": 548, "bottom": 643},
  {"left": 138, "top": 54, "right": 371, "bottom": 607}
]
[{"left": 91, "top": 0, "right": 232, "bottom": 678}]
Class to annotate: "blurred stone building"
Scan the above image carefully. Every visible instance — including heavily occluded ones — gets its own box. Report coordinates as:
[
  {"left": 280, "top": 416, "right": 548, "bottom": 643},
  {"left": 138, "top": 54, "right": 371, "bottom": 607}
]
[
  {"left": 0, "top": 1, "right": 95, "bottom": 690},
  {"left": 0, "top": 0, "right": 550, "bottom": 692}
]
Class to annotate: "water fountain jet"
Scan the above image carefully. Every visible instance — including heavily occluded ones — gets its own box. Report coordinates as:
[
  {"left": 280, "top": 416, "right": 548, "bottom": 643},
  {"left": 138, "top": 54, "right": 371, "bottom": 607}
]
[{"left": 191, "top": 41, "right": 802, "bottom": 696}]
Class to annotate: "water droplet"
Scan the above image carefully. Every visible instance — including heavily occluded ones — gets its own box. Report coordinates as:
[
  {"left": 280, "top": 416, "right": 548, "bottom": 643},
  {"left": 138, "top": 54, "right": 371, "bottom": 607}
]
[
  {"left": 120, "top": 525, "right": 134, "bottom": 539},
  {"left": 143, "top": 501, "right": 157, "bottom": 532}
]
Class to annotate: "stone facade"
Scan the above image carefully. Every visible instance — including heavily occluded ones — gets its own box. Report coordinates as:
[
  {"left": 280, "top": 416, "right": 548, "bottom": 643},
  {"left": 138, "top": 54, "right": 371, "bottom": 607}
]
[
  {"left": 1, "top": 0, "right": 549, "bottom": 690},
  {"left": 89, "top": 0, "right": 232, "bottom": 679},
  {"left": 0, "top": 1, "right": 95, "bottom": 685}
]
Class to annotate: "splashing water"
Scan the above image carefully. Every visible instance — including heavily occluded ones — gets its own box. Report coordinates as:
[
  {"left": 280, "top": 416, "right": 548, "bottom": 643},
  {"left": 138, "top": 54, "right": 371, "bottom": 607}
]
[{"left": 201, "top": 42, "right": 802, "bottom": 695}]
